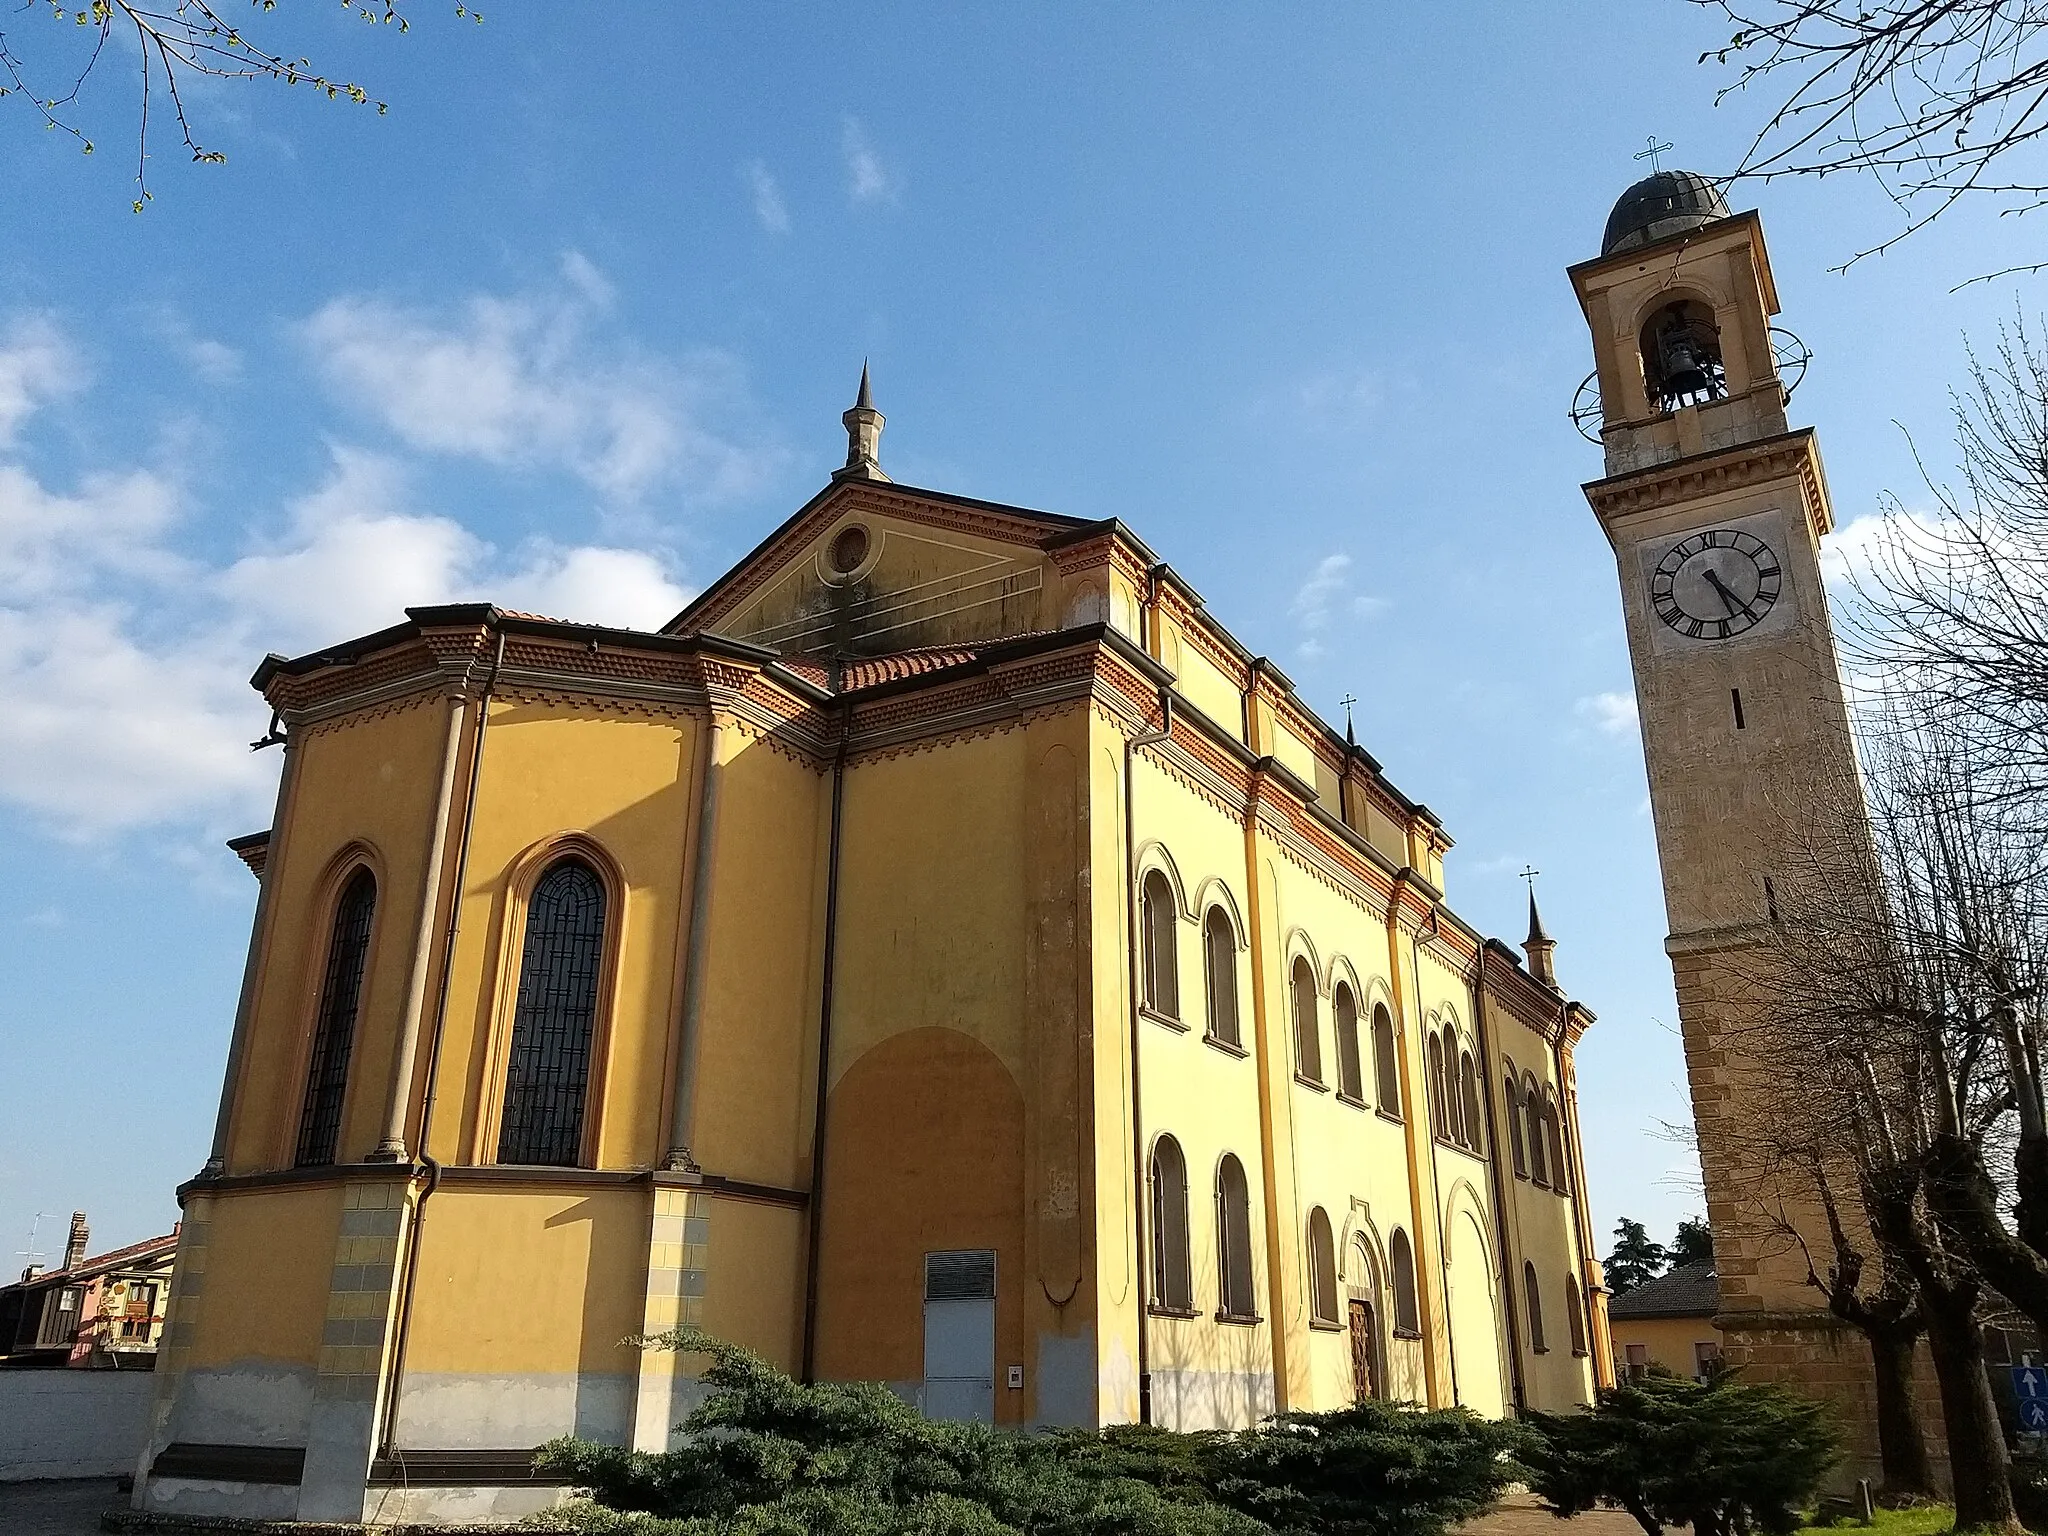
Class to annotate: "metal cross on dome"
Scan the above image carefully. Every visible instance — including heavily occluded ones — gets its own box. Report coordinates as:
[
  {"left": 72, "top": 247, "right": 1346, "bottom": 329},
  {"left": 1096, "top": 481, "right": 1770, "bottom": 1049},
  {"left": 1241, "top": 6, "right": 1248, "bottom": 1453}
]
[{"left": 1636, "top": 136, "right": 1675, "bottom": 173}]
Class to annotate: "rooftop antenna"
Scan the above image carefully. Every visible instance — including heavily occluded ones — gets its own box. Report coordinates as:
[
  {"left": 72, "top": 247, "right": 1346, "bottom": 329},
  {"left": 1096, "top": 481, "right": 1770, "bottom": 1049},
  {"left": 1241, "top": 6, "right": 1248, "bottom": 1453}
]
[
  {"left": 1635, "top": 136, "right": 1674, "bottom": 174},
  {"left": 15, "top": 1212, "right": 53, "bottom": 1274}
]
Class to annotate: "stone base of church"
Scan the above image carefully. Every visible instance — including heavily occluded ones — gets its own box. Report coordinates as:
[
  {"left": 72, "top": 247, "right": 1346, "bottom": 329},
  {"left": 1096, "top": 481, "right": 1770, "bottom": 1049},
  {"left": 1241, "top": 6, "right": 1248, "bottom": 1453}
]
[
  {"left": 133, "top": 1457, "right": 577, "bottom": 1528},
  {"left": 1715, "top": 1308, "right": 1949, "bottom": 1495}
]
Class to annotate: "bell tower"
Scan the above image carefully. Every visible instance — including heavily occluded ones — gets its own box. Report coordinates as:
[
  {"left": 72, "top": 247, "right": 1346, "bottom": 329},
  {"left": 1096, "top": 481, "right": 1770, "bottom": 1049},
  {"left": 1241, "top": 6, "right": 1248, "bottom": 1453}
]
[{"left": 1569, "top": 172, "right": 1880, "bottom": 1456}]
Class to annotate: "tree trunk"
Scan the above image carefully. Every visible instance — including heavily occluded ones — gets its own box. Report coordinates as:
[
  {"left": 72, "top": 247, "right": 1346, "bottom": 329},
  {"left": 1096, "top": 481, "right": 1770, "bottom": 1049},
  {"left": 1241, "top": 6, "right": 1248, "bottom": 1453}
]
[
  {"left": 1868, "top": 1325, "right": 1939, "bottom": 1499},
  {"left": 2016, "top": 1129, "right": 2048, "bottom": 1259},
  {"left": 1922, "top": 1295, "right": 2020, "bottom": 1532},
  {"left": 1925, "top": 1132, "right": 2048, "bottom": 1338}
]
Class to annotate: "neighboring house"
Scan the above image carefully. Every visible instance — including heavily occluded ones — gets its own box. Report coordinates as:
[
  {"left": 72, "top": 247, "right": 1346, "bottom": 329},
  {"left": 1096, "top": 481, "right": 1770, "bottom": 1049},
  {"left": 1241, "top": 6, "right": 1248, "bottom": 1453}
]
[
  {"left": 1607, "top": 1259, "right": 1721, "bottom": 1383},
  {"left": 0, "top": 1213, "right": 178, "bottom": 1370}
]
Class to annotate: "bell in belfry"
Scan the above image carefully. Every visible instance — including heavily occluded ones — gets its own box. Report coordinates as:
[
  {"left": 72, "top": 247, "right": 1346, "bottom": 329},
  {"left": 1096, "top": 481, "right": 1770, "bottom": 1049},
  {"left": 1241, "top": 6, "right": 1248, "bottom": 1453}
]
[{"left": 1658, "top": 317, "right": 1711, "bottom": 400}]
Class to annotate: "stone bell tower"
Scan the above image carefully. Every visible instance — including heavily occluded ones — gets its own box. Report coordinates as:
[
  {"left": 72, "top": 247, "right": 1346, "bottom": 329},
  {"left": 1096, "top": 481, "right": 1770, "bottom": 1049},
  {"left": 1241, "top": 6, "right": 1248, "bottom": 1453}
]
[{"left": 1568, "top": 171, "right": 1881, "bottom": 1455}]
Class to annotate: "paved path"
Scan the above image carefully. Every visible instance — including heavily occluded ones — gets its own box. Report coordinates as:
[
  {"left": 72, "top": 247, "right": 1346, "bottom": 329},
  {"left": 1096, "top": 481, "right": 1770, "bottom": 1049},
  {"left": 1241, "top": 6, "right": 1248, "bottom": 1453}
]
[
  {"left": 1462, "top": 1490, "right": 1669, "bottom": 1536},
  {"left": 0, "top": 1478, "right": 121, "bottom": 1535}
]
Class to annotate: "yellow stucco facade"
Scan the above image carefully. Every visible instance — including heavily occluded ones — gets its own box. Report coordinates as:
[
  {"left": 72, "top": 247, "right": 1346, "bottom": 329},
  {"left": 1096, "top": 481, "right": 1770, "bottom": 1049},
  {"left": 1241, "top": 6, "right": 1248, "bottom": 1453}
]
[{"left": 136, "top": 416, "right": 1607, "bottom": 1523}]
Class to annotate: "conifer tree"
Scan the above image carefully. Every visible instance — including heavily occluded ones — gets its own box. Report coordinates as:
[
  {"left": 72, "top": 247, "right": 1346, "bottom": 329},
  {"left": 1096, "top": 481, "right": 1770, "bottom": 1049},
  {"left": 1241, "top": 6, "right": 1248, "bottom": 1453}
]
[{"left": 1603, "top": 1218, "right": 1667, "bottom": 1295}]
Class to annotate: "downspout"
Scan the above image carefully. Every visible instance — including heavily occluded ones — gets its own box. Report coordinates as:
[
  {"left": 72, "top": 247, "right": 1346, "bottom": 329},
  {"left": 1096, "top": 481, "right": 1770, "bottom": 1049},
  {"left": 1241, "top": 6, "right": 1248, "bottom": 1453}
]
[
  {"left": 1124, "top": 683, "right": 1174, "bottom": 1423},
  {"left": 1470, "top": 944, "right": 1526, "bottom": 1412},
  {"left": 1416, "top": 913, "right": 1460, "bottom": 1408},
  {"left": 663, "top": 712, "right": 730, "bottom": 1171},
  {"left": 1384, "top": 879, "right": 1443, "bottom": 1407},
  {"left": 1552, "top": 1015, "right": 1608, "bottom": 1388},
  {"left": 377, "top": 627, "right": 502, "bottom": 1462},
  {"left": 370, "top": 689, "right": 471, "bottom": 1162},
  {"left": 800, "top": 698, "right": 852, "bottom": 1384},
  {"left": 202, "top": 724, "right": 303, "bottom": 1176}
]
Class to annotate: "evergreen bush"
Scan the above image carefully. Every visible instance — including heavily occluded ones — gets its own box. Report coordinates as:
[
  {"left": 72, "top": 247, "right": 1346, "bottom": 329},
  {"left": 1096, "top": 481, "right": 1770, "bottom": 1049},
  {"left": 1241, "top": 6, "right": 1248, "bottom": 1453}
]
[
  {"left": 1519, "top": 1369, "right": 1839, "bottom": 1536},
  {"left": 530, "top": 1327, "right": 1520, "bottom": 1536}
]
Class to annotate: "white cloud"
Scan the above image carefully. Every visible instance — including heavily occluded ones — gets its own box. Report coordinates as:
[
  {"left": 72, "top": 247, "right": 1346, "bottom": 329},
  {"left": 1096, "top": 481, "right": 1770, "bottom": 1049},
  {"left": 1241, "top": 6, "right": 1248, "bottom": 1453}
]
[
  {"left": 301, "top": 271, "right": 777, "bottom": 503},
  {"left": 0, "top": 314, "right": 84, "bottom": 446},
  {"left": 841, "top": 117, "right": 901, "bottom": 205},
  {"left": 1575, "top": 690, "right": 1640, "bottom": 736},
  {"left": 745, "top": 160, "right": 791, "bottom": 234},
  {"left": 0, "top": 318, "right": 697, "bottom": 843},
  {"left": 1292, "top": 367, "right": 1382, "bottom": 433},
  {"left": 558, "top": 250, "right": 615, "bottom": 309},
  {"left": 1820, "top": 505, "right": 1950, "bottom": 589},
  {"left": 1288, "top": 552, "right": 1385, "bottom": 662}
]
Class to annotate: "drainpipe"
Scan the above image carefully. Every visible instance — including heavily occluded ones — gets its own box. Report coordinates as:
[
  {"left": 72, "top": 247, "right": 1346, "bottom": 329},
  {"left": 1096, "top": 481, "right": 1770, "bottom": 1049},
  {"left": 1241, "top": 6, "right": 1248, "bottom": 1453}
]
[
  {"left": 1469, "top": 944, "right": 1527, "bottom": 1412},
  {"left": 370, "top": 689, "right": 471, "bottom": 1162},
  {"left": 800, "top": 699, "right": 852, "bottom": 1384},
  {"left": 664, "top": 712, "right": 730, "bottom": 1171},
  {"left": 202, "top": 724, "right": 303, "bottom": 1177},
  {"left": 1552, "top": 1013, "right": 1607, "bottom": 1389},
  {"left": 1384, "top": 879, "right": 1443, "bottom": 1408},
  {"left": 1415, "top": 912, "right": 1461, "bottom": 1408},
  {"left": 377, "top": 627, "right": 502, "bottom": 1462},
  {"left": 1124, "top": 665, "right": 1174, "bottom": 1425}
]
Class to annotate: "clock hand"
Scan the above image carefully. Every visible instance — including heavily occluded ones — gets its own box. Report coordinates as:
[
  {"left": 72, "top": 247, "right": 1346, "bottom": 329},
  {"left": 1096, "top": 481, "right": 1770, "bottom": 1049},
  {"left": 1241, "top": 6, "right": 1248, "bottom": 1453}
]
[{"left": 1702, "top": 567, "right": 1756, "bottom": 620}]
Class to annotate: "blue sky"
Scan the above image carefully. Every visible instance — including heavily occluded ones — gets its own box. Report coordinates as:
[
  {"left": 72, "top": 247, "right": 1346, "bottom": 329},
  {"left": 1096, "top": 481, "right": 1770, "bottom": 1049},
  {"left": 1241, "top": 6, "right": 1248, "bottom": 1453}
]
[{"left": 0, "top": 2, "right": 2033, "bottom": 1271}]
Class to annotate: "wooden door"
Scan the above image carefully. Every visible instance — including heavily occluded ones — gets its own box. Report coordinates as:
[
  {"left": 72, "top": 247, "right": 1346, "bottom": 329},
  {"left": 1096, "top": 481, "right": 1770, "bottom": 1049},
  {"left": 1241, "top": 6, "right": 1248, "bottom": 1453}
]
[{"left": 1348, "top": 1297, "right": 1378, "bottom": 1401}]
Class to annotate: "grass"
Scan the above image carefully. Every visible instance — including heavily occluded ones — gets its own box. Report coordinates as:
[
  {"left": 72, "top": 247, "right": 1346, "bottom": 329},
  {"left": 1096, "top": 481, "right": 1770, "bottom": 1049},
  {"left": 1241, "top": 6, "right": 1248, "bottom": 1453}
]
[{"left": 1795, "top": 1506, "right": 1961, "bottom": 1536}]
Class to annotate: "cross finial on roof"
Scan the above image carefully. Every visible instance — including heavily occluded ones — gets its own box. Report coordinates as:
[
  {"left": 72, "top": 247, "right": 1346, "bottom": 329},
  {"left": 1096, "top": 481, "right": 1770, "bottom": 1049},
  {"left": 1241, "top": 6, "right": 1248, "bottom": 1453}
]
[
  {"left": 1635, "top": 136, "right": 1674, "bottom": 174},
  {"left": 1520, "top": 864, "right": 1540, "bottom": 891},
  {"left": 1339, "top": 693, "right": 1357, "bottom": 748}
]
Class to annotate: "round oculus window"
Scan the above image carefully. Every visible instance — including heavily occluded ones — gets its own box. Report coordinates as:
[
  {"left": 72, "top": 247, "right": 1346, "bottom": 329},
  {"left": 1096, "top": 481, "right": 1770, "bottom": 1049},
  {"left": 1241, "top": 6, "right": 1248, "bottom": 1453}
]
[{"left": 829, "top": 525, "right": 870, "bottom": 574}]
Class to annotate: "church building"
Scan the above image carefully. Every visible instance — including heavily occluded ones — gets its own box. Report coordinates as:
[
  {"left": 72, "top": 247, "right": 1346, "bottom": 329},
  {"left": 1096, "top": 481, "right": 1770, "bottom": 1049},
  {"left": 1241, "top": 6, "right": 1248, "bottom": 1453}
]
[{"left": 134, "top": 368, "right": 1608, "bottom": 1523}]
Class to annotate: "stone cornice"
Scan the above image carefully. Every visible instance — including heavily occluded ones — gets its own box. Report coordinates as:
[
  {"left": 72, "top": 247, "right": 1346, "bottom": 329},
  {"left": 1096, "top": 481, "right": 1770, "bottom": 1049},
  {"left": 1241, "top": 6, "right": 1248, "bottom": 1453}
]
[{"left": 1581, "top": 427, "right": 1832, "bottom": 541}]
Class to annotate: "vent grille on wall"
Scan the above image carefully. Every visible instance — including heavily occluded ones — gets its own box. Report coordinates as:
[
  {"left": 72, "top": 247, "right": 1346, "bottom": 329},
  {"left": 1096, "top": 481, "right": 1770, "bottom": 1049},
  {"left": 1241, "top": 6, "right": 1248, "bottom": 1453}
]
[{"left": 925, "top": 1250, "right": 996, "bottom": 1302}]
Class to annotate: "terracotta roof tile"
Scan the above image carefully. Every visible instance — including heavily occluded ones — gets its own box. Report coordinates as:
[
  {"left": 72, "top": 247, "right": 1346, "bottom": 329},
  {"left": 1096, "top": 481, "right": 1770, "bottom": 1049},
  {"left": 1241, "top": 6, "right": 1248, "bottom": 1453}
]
[
  {"left": 7, "top": 1230, "right": 179, "bottom": 1292},
  {"left": 1607, "top": 1259, "right": 1718, "bottom": 1320}
]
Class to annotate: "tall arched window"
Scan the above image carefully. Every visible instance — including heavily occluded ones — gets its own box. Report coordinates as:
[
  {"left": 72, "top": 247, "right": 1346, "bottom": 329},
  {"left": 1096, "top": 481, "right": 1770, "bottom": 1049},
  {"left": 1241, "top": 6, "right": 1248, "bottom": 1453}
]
[
  {"left": 1149, "top": 1135, "right": 1192, "bottom": 1312},
  {"left": 1544, "top": 1092, "right": 1571, "bottom": 1195},
  {"left": 1426, "top": 1032, "right": 1447, "bottom": 1138},
  {"left": 1333, "top": 984, "right": 1364, "bottom": 1102},
  {"left": 1141, "top": 870, "right": 1179, "bottom": 1019},
  {"left": 1372, "top": 1003, "right": 1400, "bottom": 1116},
  {"left": 1524, "top": 1261, "right": 1547, "bottom": 1352},
  {"left": 1566, "top": 1274, "right": 1588, "bottom": 1356},
  {"left": 1292, "top": 957, "right": 1322, "bottom": 1083},
  {"left": 1458, "top": 1049, "right": 1484, "bottom": 1156},
  {"left": 1216, "top": 1154, "right": 1257, "bottom": 1319},
  {"left": 1203, "top": 906, "right": 1239, "bottom": 1048},
  {"left": 295, "top": 868, "right": 377, "bottom": 1168},
  {"left": 1307, "top": 1207, "right": 1339, "bottom": 1325},
  {"left": 1389, "top": 1227, "right": 1420, "bottom": 1336},
  {"left": 1525, "top": 1073, "right": 1550, "bottom": 1186},
  {"left": 498, "top": 858, "right": 608, "bottom": 1167},
  {"left": 1503, "top": 1065, "right": 1528, "bottom": 1179}
]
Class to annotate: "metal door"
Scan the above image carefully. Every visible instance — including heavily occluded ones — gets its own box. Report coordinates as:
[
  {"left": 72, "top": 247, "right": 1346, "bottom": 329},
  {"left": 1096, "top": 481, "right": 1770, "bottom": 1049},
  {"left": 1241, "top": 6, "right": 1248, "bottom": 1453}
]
[{"left": 922, "top": 1250, "right": 995, "bottom": 1423}]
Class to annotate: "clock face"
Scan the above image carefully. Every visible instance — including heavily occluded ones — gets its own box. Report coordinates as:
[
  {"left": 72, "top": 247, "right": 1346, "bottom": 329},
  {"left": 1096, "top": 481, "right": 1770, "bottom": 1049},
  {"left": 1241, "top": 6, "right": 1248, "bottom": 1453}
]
[{"left": 1649, "top": 529, "right": 1783, "bottom": 640}]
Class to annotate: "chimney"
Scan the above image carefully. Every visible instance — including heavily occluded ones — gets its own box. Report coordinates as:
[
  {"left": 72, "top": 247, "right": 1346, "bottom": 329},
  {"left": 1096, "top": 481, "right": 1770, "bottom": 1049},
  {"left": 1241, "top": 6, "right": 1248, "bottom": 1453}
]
[{"left": 63, "top": 1211, "right": 89, "bottom": 1271}]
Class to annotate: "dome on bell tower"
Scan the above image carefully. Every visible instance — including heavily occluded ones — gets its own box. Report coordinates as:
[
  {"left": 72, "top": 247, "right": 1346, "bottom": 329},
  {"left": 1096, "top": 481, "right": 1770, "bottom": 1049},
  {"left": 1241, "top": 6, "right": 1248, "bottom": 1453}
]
[{"left": 1601, "top": 170, "right": 1732, "bottom": 255}]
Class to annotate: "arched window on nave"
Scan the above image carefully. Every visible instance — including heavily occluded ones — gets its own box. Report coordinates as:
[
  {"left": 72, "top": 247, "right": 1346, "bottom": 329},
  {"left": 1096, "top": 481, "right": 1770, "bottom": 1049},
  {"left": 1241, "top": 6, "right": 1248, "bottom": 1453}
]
[
  {"left": 295, "top": 867, "right": 377, "bottom": 1168},
  {"left": 498, "top": 857, "right": 608, "bottom": 1168}
]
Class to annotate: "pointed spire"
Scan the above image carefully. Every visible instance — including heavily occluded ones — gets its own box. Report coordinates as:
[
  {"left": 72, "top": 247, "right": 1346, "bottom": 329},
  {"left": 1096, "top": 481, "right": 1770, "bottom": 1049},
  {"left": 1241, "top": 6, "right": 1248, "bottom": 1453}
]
[
  {"left": 835, "top": 361, "right": 889, "bottom": 483},
  {"left": 1522, "top": 881, "right": 1559, "bottom": 989}
]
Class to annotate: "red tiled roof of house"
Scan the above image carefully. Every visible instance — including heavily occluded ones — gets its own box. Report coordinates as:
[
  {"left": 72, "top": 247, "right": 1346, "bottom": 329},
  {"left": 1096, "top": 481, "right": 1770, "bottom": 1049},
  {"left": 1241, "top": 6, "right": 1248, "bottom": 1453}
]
[{"left": 6, "top": 1230, "right": 179, "bottom": 1292}]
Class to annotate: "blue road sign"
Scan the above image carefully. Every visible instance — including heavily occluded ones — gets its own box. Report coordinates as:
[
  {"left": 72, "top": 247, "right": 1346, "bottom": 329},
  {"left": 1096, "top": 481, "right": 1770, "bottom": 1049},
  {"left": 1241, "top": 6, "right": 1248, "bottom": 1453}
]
[
  {"left": 2014, "top": 1365, "right": 2048, "bottom": 1400},
  {"left": 2019, "top": 1399, "right": 2048, "bottom": 1434}
]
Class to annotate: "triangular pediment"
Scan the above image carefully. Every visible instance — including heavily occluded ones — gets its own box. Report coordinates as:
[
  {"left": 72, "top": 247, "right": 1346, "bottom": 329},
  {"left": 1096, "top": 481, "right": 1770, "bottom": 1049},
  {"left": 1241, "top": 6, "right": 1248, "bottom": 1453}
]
[{"left": 665, "top": 478, "right": 1103, "bottom": 657}]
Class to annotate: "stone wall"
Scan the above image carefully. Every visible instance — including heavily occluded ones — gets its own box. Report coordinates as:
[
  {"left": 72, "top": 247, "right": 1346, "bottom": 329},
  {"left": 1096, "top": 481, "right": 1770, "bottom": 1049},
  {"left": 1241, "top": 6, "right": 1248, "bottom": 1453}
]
[{"left": 0, "top": 1368, "right": 157, "bottom": 1480}]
